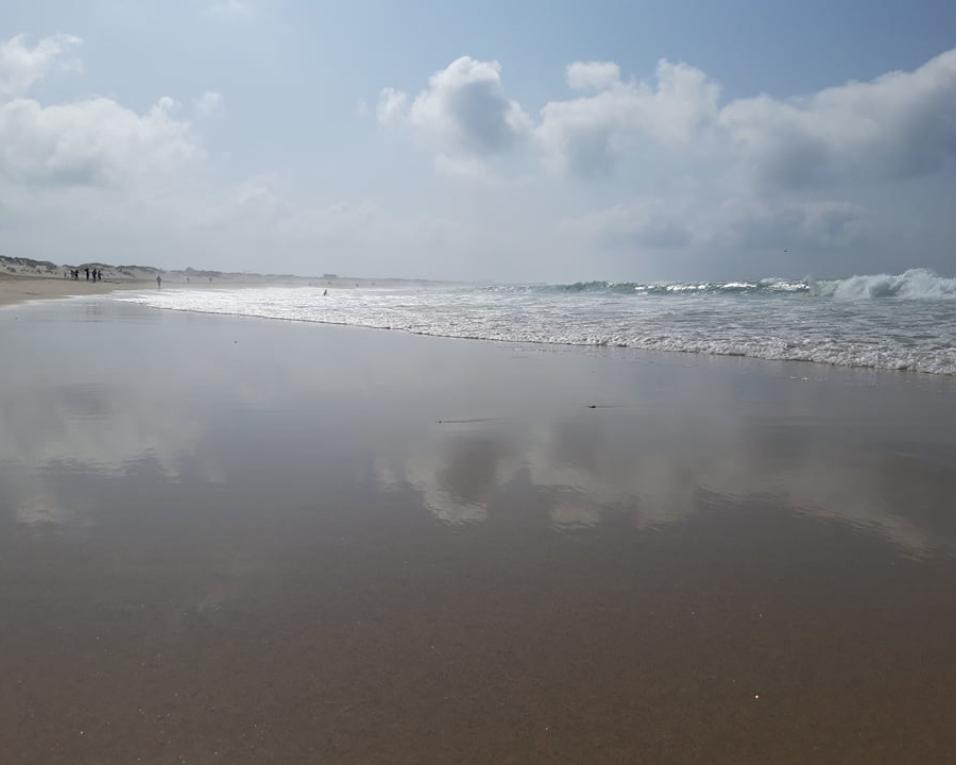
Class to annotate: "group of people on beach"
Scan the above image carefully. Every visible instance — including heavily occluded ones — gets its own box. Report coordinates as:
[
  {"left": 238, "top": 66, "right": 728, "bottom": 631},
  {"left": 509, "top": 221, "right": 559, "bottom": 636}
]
[{"left": 65, "top": 268, "right": 104, "bottom": 282}]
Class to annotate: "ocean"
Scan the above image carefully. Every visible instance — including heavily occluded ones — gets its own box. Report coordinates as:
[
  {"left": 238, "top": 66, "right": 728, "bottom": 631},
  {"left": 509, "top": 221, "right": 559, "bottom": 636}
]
[{"left": 116, "top": 268, "right": 956, "bottom": 375}]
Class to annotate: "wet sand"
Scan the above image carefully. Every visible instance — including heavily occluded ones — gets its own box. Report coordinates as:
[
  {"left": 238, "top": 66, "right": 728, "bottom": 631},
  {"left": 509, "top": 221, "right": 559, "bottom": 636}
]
[{"left": 2, "top": 297, "right": 956, "bottom": 764}]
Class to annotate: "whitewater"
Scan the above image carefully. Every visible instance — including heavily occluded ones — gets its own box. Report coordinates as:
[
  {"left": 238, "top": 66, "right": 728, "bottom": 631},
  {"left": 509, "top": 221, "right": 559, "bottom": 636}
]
[{"left": 116, "top": 268, "right": 956, "bottom": 376}]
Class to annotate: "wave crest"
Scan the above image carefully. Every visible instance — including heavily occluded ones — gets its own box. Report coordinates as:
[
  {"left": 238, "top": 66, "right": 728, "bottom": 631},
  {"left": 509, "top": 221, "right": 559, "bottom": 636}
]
[
  {"left": 534, "top": 269, "right": 955, "bottom": 300},
  {"left": 814, "top": 269, "right": 956, "bottom": 300}
]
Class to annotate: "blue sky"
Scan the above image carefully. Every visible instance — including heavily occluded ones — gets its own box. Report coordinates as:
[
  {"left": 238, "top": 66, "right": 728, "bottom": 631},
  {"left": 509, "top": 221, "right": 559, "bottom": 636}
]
[{"left": 1, "top": 0, "right": 955, "bottom": 281}]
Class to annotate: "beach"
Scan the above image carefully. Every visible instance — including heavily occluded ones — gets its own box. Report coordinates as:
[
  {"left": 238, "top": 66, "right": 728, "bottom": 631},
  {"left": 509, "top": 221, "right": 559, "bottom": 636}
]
[
  {"left": 2, "top": 295, "right": 956, "bottom": 764},
  {"left": 0, "top": 274, "right": 147, "bottom": 308}
]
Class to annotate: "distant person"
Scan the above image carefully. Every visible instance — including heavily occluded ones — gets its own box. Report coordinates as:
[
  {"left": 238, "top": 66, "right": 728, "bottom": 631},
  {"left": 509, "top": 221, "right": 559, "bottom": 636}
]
[
  {"left": 208, "top": 276, "right": 213, "bottom": 283},
  {"left": 323, "top": 289, "right": 328, "bottom": 296},
  {"left": 156, "top": 274, "right": 162, "bottom": 289},
  {"left": 186, "top": 276, "right": 191, "bottom": 284},
  {"left": 85, "top": 268, "right": 90, "bottom": 281}
]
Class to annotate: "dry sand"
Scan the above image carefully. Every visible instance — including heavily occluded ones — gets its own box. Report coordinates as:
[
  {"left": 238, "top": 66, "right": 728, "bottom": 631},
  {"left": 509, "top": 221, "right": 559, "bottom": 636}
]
[
  {"left": 0, "top": 273, "right": 434, "bottom": 310},
  {"left": 0, "top": 274, "right": 151, "bottom": 307}
]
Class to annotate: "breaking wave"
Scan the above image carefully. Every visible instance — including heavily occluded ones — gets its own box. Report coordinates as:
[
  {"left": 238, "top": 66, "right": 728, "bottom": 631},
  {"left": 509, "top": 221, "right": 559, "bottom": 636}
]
[
  {"left": 531, "top": 269, "right": 956, "bottom": 300},
  {"left": 115, "top": 268, "right": 956, "bottom": 376},
  {"left": 815, "top": 269, "right": 956, "bottom": 300}
]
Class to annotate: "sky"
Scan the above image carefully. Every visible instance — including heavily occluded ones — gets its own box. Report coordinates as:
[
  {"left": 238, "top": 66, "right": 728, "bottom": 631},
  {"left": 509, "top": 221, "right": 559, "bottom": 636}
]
[{"left": 1, "top": 0, "right": 955, "bottom": 282}]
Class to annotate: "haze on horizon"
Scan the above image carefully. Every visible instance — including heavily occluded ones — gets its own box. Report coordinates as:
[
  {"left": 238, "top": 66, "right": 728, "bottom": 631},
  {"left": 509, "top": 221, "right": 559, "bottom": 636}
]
[{"left": 1, "top": 0, "right": 955, "bottom": 284}]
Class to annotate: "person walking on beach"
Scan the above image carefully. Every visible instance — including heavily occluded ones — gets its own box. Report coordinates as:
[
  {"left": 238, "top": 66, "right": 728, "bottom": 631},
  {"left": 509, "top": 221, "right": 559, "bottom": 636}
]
[
  {"left": 156, "top": 274, "right": 162, "bottom": 289},
  {"left": 85, "top": 268, "right": 90, "bottom": 281}
]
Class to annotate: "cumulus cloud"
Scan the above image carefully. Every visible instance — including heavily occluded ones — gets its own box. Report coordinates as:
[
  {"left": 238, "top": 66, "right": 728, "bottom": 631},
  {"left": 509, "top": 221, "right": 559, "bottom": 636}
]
[
  {"left": 378, "top": 56, "right": 531, "bottom": 159},
  {"left": 0, "top": 33, "right": 486, "bottom": 279},
  {"left": 0, "top": 33, "right": 81, "bottom": 96},
  {"left": 376, "top": 87, "right": 408, "bottom": 125},
  {"left": 2, "top": 27, "right": 954, "bottom": 282},
  {"left": 388, "top": 49, "right": 956, "bottom": 192},
  {"left": 540, "top": 48, "right": 956, "bottom": 187},
  {"left": 720, "top": 47, "right": 956, "bottom": 188},
  {"left": 566, "top": 61, "right": 620, "bottom": 91},
  {"left": 0, "top": 95, "right": 201, "bottom": 186},
  {"left": 193, "top": 90, "right": 223, "bottom": 119},
  {"left": 0, "top": 35, "right": 207, "bottom": 189},
  {"left": 537, "top": 59, "right": 721, "bottom": 177}
]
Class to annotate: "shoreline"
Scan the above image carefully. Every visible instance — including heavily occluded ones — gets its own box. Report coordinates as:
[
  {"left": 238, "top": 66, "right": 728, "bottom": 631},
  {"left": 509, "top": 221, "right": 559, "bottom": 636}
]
[
  {"left": 0, "top": 273, "right": 417, "bottom": 310},
  {"left": 0, "top": 274, "right": 153, "bottom": 308},
  {"left": 7, "top": 275, "right": 955, "bottom": 379},
  {"left": 115, "top": 287, "right": 956, "bottom": 380}
]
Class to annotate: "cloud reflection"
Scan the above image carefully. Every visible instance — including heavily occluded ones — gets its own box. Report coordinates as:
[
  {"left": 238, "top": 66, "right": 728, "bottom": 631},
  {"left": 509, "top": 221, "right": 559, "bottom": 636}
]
[
  {"left": 377, "top": 412, "right": 956, "bottom": 558},
  {"left": 379, "top": 425, "right": 518, "bottom": 525}
]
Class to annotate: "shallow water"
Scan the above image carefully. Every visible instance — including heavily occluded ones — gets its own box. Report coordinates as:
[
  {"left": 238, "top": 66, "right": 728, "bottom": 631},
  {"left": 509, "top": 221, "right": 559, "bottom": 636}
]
[
  {"left": 118, "top": 268, "right": 956, "bottom": 374},
  {"left": 2, "top": 298, "right": 956, "bottom": 763}
]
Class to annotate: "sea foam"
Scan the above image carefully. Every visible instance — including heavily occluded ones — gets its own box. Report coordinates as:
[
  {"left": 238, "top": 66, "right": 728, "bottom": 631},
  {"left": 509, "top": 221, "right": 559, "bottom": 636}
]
[{"left": 115, "top": 270, "right": 956, "bottom": 375}]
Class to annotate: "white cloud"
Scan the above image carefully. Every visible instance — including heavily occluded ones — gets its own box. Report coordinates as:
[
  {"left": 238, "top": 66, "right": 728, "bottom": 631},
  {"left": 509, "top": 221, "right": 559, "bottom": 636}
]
[
  {"left": 1, "top": 28, "right": 954, "bottom": 282},
  {"left": 0, "top": 33, "right": 81, "bottom": 96},
  {"left": 0, "top": 33, "right": 477, "bottom": 278},
  {"left": 193, "top": 90, "right": 223, "bottom": 119},
  {"left": 566, "top": 61, "right": 620, "bottom": 91},
  {"left": 0, "top": 95, "right": 201, "bottom": 186},
  {"left": 379, "top": 56, "right": 531, "bottom": 159},
  {"left": 387, "top": 49, "right": 956, "bottom": 193},
  {"left": 537, "top": 59, "right": 721, "bottom": 177},
  {"left": 539, "top": 49, "right": 956, "bottom": 188},
  {"left": 376, "top": 87, "right": 408, "bottom": 125},
  {"left": 720, "top": 47, "right": 956, "bottom": 188}
]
